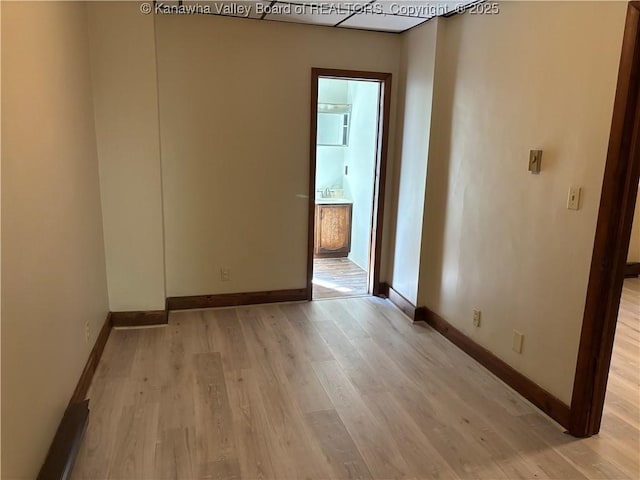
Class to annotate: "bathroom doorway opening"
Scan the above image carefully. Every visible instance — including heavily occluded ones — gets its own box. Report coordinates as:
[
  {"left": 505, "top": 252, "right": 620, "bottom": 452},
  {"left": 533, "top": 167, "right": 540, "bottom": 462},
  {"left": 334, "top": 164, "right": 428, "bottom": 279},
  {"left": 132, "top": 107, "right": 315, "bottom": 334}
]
[{"left": 307, "top": 69, "right": 391, "bottom": 300}]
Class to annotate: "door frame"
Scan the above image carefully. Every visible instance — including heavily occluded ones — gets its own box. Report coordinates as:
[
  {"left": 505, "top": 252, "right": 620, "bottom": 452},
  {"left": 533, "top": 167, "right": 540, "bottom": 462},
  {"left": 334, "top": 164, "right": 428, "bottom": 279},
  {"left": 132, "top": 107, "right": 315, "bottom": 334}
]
[
  {"left": 307, "top": 68, "right": 392, "bottom": 300},
  {"left": 569, "top": 1, "right": 640, "bottom": 437}
]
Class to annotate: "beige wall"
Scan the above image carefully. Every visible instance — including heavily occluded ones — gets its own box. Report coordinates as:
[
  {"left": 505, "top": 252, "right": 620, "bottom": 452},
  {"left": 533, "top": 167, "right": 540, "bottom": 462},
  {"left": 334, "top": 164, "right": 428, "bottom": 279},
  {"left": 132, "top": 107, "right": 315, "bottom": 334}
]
[
  {"left": 155, "top": 14, "right": 401, "bottom": 296},
  {"left": 0, "top": 2, "right": 3, "bottom": 473},
  {"left": 389, "top": 19, "right": 439, "bottom": 304},
  {"left": 416, "top": 2, "right": 626, "bottom": 404},
  {"left": 628, "top": 187, "right": 640, "bottom": 262},
  {"left": 87, "top": 2, "right": 166, "bottom": 311},
  {"left": 1, "top": 2, "right": 109, "bottom": 477}
]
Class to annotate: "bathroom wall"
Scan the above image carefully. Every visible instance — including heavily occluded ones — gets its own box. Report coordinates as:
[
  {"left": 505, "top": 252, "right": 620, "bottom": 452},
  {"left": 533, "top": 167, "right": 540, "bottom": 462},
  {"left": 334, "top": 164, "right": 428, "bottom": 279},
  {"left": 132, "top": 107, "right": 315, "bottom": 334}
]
[
  {"left": 343, "top": 80, "right": 380, "bottom": 270},
  {"left": 316, "top": 78, "right": 348, "bottom": 193}
]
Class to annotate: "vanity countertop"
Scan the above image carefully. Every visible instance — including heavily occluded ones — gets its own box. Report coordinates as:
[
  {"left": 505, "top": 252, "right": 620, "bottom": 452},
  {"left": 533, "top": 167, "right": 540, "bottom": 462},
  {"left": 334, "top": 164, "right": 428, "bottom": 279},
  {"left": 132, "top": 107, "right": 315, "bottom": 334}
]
[{"left": 315, "top": 198, "right": 353, "bottom": 205}]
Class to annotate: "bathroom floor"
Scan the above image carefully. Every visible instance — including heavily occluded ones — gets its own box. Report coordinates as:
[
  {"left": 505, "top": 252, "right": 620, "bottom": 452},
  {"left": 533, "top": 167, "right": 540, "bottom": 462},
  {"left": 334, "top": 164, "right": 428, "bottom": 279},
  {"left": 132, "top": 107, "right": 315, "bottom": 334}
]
[{"left": 312, "top": 258, "right": 368, "bottom": 299}]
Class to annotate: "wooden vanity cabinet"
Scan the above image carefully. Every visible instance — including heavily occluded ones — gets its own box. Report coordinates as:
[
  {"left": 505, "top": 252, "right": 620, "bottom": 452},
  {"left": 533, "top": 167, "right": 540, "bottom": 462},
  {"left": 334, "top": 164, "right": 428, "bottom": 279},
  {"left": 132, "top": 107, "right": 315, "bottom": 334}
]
[{"left": 314, "top": 203, "right": 352, "bottom": 258}]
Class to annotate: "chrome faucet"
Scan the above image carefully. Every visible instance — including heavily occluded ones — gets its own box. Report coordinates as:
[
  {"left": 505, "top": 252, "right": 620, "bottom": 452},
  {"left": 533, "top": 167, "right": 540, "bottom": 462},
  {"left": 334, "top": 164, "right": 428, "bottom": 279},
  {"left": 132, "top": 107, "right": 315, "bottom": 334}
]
[{"left": 324, "top": 187, "right": 331, "bottom": 198}]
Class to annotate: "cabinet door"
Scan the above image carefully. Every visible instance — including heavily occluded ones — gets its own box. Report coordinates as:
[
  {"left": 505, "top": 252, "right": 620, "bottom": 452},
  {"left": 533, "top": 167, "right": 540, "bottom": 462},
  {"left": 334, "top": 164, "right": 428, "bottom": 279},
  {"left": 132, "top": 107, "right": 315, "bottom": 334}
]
[{"left": 315, "top": 204, "right": 352, "bottom": 257}]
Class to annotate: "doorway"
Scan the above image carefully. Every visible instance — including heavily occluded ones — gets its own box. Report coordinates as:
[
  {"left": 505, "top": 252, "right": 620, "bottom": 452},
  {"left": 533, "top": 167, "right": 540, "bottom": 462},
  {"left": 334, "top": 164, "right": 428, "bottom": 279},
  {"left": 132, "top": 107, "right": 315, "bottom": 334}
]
[
  {"left": 569, "top": 2, "right": 640, "bottom": 437},
  {"left": 307, "top": 69, "right": 391, "bottom": 300}
]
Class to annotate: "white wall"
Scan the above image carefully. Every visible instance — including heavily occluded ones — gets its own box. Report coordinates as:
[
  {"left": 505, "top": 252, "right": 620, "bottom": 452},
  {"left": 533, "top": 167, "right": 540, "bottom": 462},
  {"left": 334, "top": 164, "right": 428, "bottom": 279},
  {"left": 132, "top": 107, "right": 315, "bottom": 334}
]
[
  {"left": 1, "top": 2, "right": 109, "bottom": 476},
  {"left": 87, "top": 2, "right": 166, "bottom": 311},
  {"left": 344, "top": 80, "right": 380, "bottom": 270},
  {"left": 316, "top": 79, "right": 348, "bottom": 192},
  {"left": 316, "top": 147, "right": 344, "bottom": 192},
  {"left": 389, "top": 19, "right": 439, "bottom": 304},
  {"left": 155, "top": 14, "right": 400, "bottom": 296},
  {"left": 417, "top": 2, "right": 627, "bottom": 404}
]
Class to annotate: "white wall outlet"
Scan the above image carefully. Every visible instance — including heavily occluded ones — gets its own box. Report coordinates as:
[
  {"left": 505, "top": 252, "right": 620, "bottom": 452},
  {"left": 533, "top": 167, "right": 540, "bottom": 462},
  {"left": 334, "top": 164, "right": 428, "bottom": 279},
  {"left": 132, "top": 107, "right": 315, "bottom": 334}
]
[
  {"left": 472, "top": 309, "right": 481, "bottom": 327},
  {"left": 85, "top": 320, "right": 90, "bottom": 343},
  {"left": 220, "top": 268, "right": 231, "bottom": 281},
  {"left": 512, "top": 330, "right": 524, "bottom": 354},
  {"left": 567, "top": 186, "right": 581, "bottom": 210}
]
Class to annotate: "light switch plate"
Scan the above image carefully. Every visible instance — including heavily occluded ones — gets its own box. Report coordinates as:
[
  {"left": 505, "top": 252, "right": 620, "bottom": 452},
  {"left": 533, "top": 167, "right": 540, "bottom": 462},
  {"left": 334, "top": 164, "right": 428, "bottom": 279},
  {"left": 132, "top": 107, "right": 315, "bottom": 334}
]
[{"left": 567, "top": 186, "right": 581, "bottom": 210}]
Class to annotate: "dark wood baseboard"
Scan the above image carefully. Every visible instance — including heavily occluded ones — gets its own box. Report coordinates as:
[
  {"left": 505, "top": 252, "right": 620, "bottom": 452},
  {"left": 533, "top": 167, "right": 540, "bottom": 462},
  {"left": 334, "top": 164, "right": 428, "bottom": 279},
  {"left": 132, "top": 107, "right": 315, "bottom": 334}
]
[
  {"left": 111, "top": 309, "right": 168, "bottom": 327},
  {"left": 167, "top": 288, "right": 308, "bottom": 311},
  {"left": 387, "top": 285, "right": 417, "bottom": 319},
  {"left": 37, "top": 400, "right": 89, "bottom": 480},
  {"left": 69, "top": 313, "right": 112, "bottom": 405},
  {"left": 313, "top": 252, "right": 350, "bottom": 259},
  {"left": 381, "top": 283, "right": 426, "bottom": 322},
  {"left": 39, "top": 312, "right": 113, "bottom": 478},
  {"left": 624, "top": 262, "right": 640, "bottom": 277},
  {"left": 40, "top": 306, "right": 167, "bottom": 477},
  {"left": 414, "top": 306, "right": 427, "bottom": 323},
  {"left": 424, "top": 307, "right": 571, "bottom": 429}
]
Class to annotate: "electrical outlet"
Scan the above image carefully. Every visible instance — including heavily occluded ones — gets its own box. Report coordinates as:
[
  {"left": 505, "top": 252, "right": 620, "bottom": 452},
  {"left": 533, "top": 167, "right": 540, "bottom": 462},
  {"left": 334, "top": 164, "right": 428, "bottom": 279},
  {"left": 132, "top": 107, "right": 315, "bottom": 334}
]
[
  {"left": 512, "top": 330, "right": 524, "bottom": 354},
  {"left": 220, "top": 268, "right": 231, "bottom": 282},
  {"left": 472, "top": 309, "right": 481, "bottom": 327},
  {"left": 85, "top": 320, "right": 90, "bottom": 343}
]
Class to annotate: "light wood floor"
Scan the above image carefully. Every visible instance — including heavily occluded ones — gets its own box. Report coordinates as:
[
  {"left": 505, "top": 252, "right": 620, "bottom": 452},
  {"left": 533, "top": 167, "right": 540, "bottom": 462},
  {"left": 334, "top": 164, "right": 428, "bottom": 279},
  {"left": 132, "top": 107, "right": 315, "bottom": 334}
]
[
  {"left": 72, "top": 283, "right": 639, "bottom": 479},
  {"left": 313, "top": 258, "right": 368, "bottom": 299},
  {"left": 601, "top": 278, "right": 640, "bottom": 449}
]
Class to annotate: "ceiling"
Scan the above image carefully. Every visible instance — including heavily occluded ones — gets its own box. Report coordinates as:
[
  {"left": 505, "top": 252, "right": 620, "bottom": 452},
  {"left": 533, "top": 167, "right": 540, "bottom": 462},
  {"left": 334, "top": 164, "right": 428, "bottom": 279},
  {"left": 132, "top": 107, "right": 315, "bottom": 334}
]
[{"left": 163, "top": 1, "right": 479, "bottom": 33}]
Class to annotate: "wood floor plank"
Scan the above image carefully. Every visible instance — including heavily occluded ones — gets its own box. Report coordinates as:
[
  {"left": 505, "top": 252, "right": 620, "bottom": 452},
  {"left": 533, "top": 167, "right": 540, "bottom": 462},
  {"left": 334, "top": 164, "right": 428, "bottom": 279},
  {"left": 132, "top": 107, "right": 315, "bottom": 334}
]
[
  {"left": 350, "top": 297, "right": 535, "bottom": 416},
  {"left": 519, "top": 413, "right": 633, "bottom": 480},
  {"left": 277, "top": 303, "right": 335, "bottom": 362},
  {"left": 314, "top": 300, "right": 371, "bottom": 341},
  {"left": 361, "top": 391, "right": 461, "bottom": 480},
  {"left": 311, "top": 360, "right": 410, "bottom": 479},
  {"left": 71, "top": 378, "right": 130, "bottom": 479},
  {"left": 304, "top": 409, "right": 373, "bottom": 480},
  {"left": 258, "top": 307, "right": 334, "bottom": 414},
  {"left": 200, "top": 309, "right": 282, "bottom": 478},
  {"left": 94, "top": 328, "right": 141, "bottom": 380},
  {"left": 352, "top": 337, "right": 552, "bottom": 479},
  {"left": 237, "top": 307, "right": 333, "bottom": 479},
  {"left": 349, "top": 296, "right": 454, "bottom": 368},
  {"left": 193, "top": 352, "right": 240, "bottom": 479},
  {"left": 312, "top": 319, "right": 386, "bottom": 396},
  {"left": 154, "top": 319, "right": 198, "bottom": 479},
  {"left": 206, "top": 308, "right": 251, "bottom": 371},
  {"left": 224, "top": 367, "right": 279, "bottom": 480},
  {"left": 107, "top": 389, "right": 159, "bottom": 479}
]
